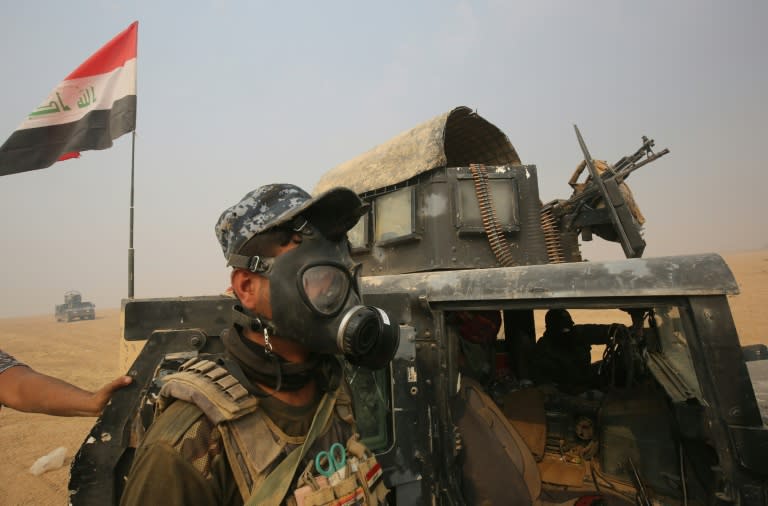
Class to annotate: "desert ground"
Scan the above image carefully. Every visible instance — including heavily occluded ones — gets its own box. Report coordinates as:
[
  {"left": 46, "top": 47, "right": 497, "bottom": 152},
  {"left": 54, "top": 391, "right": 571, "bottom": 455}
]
[{"left": 0, "top": 250, "right": 766, "bottom": 505}]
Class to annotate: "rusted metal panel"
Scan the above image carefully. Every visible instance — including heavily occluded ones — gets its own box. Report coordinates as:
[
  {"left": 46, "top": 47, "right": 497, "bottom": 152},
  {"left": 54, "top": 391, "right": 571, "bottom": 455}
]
[
  {"left": 121, "top": 295, "right": 233, "bottom": 341},
  {"left": 362, "top": 253, "right": 739, "bottom": 303},
  {"left": 354, "top": 165, "right": 549, "bottom": 276}
]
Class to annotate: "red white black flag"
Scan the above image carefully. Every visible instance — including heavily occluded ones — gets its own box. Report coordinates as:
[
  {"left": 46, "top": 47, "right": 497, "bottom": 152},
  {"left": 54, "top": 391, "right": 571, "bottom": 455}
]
[{"left": 0, "top": 21, "right": 138, "bottom": 177}]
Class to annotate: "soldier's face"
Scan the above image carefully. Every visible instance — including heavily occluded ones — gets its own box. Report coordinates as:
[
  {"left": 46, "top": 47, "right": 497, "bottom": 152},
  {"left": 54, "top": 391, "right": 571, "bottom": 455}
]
[{"left": 234, "top": 233, "right": 303, "bottom": 320}]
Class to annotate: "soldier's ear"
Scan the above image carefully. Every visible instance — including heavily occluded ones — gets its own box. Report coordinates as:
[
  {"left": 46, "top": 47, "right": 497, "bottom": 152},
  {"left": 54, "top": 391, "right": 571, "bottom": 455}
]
[{"left": 231, "top": 269, "right": 259, "bottom": 306}]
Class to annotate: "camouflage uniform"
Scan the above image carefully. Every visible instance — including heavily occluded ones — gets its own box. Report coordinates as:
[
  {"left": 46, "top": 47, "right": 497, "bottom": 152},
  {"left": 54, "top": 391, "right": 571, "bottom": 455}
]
[
  {"left": 122, "top": 184, "right": 386, "bottom": 506},
  {"left": 119, "top": 353, "right": 358, "bottom": 506}
]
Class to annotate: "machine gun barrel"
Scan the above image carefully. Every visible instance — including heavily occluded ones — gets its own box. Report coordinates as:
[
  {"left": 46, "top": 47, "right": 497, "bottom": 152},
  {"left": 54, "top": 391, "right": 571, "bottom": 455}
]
[
  {"left": 613, "top": 135, "right": 656, "bottom": 172},
  {"left": 615, "top": 147, "right": 670, "bottom": 181},
  {"left": 613, "top": 133, "right": 669, "bottom": 179}
]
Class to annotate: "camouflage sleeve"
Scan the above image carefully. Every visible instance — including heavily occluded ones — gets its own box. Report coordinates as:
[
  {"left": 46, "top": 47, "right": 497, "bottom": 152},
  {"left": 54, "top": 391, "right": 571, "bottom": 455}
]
[
  {"left": 0, "top": 349, "right": 25, "bottom": 375},
  {"left": 119, "top": 441, "right": 221, "bottom": 506},
  {"left": 120, "top": 401, "right": 240, "bottom": 506}
]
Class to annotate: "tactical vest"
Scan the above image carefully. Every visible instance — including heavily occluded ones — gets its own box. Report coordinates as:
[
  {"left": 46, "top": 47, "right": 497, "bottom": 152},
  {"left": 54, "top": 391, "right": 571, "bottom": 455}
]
[{"left": 152, "top": 356, "right": 388, "bottom": 506}]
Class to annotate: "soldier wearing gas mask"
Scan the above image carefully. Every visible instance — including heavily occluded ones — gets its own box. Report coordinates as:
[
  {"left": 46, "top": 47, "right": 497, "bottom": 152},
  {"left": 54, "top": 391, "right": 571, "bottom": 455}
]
[{"left": 121, "top": 184, "right": 397, "bottom": 506}]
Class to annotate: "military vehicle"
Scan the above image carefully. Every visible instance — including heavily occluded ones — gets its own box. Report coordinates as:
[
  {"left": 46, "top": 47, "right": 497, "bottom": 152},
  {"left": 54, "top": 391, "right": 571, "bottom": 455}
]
[
  {"left": 55, "top": 290, "right": 95, "bottom": 322},
  {"left": 69, "top": 107, "right": 767, "bottom": 505}
]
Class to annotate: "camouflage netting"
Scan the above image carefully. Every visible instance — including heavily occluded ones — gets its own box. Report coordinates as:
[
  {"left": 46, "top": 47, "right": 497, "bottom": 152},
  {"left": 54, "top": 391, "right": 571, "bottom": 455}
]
[
  {"left": 571, "top": 159, "right": 646, "bottom": 226},
  {"left": 314, "top": 106, "right": 521, "bottom": 195}
]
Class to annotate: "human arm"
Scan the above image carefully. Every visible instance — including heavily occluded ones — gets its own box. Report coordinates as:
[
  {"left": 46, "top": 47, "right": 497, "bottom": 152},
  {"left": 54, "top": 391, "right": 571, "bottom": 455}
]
[
  {"left": 0, "top": 365, "right": 132, "bottom": 416},
  {"left": 573, "top": 323, "right": 623, "bottom": 346}
]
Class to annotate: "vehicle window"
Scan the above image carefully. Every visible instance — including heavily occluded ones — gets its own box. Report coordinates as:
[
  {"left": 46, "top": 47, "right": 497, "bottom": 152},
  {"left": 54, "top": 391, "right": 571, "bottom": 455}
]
[
  {"left": 348, "top": 213, "right": 369, "bottom": 251},
  {"left": 652, "top": 305, "right": 703, "bottom": 398},
  {"left": 346, "top": 366, "right": 392, "bottom": 451},
  {"left": 373, "top": 187, "right": 414, "bottom": 244},
  {"left": 746, "top": 360, "right": 768, "bottom": 425},
  {"left": 456, "top": 179, "right": 519, "bottom": 231}
]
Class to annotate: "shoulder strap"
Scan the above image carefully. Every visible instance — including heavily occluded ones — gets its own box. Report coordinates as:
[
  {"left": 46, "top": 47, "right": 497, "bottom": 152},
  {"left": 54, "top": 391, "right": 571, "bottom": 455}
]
[
  {"left": 245, "top": 389, "right": 338, "bottom": 506},
  {"left": 139, "top": 400, "right": 206, "bottom": 448},
  {"left": 157, "top": 357, "right": 260, "bottom": 424},
  {"left": 333, "top": 378, "right": 355, "bottom": 425}
]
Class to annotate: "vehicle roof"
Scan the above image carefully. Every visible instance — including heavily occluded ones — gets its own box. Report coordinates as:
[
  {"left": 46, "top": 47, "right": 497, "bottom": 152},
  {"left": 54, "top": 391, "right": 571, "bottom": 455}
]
[
  {"left": 313, "top": 106, "right": 521, "bottom": 195},
  {"left": 361, "top": 253, "right": 739, "bottom": 306},
  {"left": 120, "top": 254, "right": 739, "bottom": 340}
]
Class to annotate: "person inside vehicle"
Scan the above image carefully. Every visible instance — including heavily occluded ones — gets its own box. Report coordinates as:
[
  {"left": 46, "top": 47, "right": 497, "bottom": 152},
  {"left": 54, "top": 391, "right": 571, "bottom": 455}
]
[
  {"left": 0, "top": 348, "right": 131, "bottom": 416},
  {"left": 448, "top": 310, "right": 502, "bottom": 387},
  {"left": 120, "top": 184, "right": 395, "bottom": 506},
  {"left": 531, "top": 309, "right": 618, "bottom": 393}
]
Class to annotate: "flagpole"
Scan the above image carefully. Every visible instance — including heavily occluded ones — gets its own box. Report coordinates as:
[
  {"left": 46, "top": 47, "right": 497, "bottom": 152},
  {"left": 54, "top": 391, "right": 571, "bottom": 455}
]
[{"left": 128, "top": 131, "right": 136, "bottom": 298}]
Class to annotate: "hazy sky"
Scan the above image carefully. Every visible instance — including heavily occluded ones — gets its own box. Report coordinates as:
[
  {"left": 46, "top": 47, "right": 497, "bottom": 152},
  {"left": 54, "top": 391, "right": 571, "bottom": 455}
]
[{"left": 1, "top": 1, "right": 766, "bottom": 317}]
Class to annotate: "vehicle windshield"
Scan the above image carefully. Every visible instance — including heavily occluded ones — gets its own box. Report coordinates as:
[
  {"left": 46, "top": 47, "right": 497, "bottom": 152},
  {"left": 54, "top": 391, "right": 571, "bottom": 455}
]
[
  {"left": 649, "top": 304, "right": 703, "bottom": 399},
  {"left": 529, "top": 305, "right": 702, "bottom": 399}
]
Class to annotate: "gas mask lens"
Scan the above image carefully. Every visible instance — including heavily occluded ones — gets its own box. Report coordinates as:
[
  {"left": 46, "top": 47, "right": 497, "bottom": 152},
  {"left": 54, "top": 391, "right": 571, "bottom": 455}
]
[{"left": 301, "top": 265, "right": 350, "bottom": 315}]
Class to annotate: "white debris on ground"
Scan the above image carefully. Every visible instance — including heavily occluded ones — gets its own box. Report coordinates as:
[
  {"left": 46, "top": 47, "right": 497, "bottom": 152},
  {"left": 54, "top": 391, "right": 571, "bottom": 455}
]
[
  {"left": 29, "top": 446, "right": 68, "bottom": 476},
  {"left": 747, "top": 360, "right": 768, "bottom": 426}
]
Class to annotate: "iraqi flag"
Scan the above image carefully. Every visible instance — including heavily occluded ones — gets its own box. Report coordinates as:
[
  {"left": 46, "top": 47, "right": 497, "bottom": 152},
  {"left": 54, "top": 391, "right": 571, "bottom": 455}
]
[{"left": 0, "top": 21, "right": 137, "bottom": 177}]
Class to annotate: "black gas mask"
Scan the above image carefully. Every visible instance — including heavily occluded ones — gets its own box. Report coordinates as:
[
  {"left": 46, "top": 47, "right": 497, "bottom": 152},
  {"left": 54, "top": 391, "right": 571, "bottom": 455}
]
[{"left": 229, "top": 224, "right": 399, "bottom": 370}]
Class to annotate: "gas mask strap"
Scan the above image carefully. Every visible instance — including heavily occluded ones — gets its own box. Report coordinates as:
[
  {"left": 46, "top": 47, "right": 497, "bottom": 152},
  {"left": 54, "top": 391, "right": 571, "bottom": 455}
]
[
  {"left": 232, "top": 304, "right": 276, "bottom": 335},
  {"left": 227, "top": 254, "right": 274, "bottom": 273},
  {"left": 272, "top": 353, "right": 283, "bottom": 392}
]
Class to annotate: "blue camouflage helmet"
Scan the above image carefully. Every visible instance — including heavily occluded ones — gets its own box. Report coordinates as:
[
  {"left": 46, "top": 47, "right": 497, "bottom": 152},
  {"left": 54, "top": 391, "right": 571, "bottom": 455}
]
[{"left": 215, "top": 183, "right": 367, "bottom": 261}]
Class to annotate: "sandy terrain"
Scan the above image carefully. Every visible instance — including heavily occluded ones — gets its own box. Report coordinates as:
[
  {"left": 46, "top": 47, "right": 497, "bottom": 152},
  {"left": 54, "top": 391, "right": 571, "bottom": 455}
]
[{"left": 0, "top": 250, "right": 766, "bottom": 505}]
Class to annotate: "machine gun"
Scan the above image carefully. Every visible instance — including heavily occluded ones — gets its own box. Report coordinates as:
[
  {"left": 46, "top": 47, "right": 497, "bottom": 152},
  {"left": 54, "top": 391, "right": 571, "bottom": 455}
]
[
  {"left": 543, "top": 128, "right": 669, "bottom": 260},
  {"left": 567, "top": 133, "right": 669, "bottom": 209}
]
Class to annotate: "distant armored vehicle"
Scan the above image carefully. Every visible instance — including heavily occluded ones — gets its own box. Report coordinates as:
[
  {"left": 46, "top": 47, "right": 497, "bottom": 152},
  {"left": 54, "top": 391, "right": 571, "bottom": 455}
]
[
  {"left": 55, "top": 290, "right": 95, "bottom": 322},
  {"left": 70, "top": 107, "right": 767, "bottom": 505}
]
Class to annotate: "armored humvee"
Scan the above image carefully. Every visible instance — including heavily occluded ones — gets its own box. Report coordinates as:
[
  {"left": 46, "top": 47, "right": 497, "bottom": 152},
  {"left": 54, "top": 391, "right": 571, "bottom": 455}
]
[
  {"left": 55, "top": 290, "right": 96, "bottom": 322},
  {"left": 69, "top": 107, "right": 767, "bottom": 505}
]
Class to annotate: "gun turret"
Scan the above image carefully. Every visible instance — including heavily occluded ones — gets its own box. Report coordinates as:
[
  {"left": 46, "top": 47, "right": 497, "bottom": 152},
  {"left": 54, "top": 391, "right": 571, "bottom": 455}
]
[
  {"left": 567, "top": 133, "right": 669, "bottom": 209},
  {"left": 541, "top": 129, "right": 669, "bottom": 261}
]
